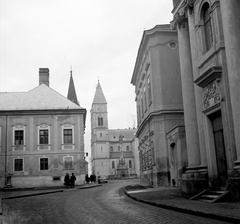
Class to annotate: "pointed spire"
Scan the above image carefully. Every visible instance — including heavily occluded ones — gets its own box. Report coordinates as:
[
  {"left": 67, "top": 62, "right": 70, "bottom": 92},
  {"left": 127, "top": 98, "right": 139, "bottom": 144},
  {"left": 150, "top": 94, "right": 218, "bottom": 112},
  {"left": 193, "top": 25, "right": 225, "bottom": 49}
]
[
  {"left": 92, "top": 80, "right": 107, "bottom": 104},
  {"left": 67, "top": 67, "right": 79, "bottom": 105}
]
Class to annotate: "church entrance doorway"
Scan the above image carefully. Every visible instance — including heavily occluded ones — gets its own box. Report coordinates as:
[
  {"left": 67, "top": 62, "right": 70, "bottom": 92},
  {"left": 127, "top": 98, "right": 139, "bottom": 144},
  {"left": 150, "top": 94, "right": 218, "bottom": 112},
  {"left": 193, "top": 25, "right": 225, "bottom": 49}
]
[{"left": 210, "top": 110, "right": 227, "bottom": 187}]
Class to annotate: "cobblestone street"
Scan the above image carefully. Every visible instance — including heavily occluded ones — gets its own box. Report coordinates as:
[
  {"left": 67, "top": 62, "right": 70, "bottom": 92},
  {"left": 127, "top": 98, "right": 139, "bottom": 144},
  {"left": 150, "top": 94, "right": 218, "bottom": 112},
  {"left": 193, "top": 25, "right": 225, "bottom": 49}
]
[{"left": 2, "top": 180, "right": 231, "bottom": 224}]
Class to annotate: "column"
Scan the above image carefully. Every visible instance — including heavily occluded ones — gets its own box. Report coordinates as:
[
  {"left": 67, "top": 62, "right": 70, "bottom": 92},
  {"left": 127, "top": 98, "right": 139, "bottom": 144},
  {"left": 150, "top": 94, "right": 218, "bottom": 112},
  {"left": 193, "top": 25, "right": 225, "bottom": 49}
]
[
  {"left": 177, "top": 19, "right": 201, "bottom": 172},
  {"left": 187, "top": 10, "right": 207, "bottom": 171},
  {"left": 220, "top": 0, "right": 240, "bottom": 168}
]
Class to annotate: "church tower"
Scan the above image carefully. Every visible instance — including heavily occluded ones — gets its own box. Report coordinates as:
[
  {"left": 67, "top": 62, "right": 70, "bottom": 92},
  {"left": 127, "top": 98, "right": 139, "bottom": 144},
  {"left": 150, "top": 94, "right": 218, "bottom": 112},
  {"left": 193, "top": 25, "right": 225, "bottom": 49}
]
[
  {"left": 67, "top": 69, "right": 79, "bottom": 105},
  {"left": 91, "top": 81, "right": 109, "bottom": 176}
]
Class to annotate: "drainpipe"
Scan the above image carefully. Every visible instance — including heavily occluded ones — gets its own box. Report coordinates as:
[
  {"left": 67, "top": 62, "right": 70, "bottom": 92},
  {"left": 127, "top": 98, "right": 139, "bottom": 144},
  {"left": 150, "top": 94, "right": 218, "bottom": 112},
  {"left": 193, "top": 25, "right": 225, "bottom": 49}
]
[{"left": 5, "top": 115, "right": 8, "bottom": 186}]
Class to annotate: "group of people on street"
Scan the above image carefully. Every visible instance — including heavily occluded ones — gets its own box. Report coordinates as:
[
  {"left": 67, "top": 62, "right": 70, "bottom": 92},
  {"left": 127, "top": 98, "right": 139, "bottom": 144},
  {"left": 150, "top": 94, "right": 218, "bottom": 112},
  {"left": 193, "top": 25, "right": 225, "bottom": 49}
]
[
  {"left": 64, "top": 173, "right": 76, "bottom": 188},
  {"left": 85, "top": 173, "right": 96, "bottom": 184}
]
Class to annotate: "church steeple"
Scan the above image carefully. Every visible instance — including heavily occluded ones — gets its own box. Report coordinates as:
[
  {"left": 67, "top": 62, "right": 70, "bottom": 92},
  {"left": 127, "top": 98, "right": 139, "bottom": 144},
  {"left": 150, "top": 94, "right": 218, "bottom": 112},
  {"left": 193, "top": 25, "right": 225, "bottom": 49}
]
[
  {"left": 67, "top": 68, "right": 79, "bottom": 105},
  {"left": 92, "top": 80, "right": 107, "bottom": 104}
]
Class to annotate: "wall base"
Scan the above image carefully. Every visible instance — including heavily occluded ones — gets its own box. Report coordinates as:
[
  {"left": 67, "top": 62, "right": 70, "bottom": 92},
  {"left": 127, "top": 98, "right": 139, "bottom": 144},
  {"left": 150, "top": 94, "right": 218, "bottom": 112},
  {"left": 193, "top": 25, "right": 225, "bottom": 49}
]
[
  {"left": 140, "top": 170, "right": 170, "bottom": 187},
  {"left": 181, "top": 172, "right": 208, "bottom": 195}
]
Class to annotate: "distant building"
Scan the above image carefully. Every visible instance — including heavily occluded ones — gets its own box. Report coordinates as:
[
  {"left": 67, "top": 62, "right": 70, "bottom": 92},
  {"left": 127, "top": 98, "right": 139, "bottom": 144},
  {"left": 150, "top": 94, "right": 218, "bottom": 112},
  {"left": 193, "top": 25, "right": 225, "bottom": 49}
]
[
  {"left": 131, "top": 25, "right": 184, "bottom": 187},
  {"left": 0, "top": 68, "right": 87, "bottom": 188},
  {"left": 91, "top": 81, "right": 139, "bottom": 178},
  {"left": 171, "top": 0, "right": 240, "bottom": 200}
]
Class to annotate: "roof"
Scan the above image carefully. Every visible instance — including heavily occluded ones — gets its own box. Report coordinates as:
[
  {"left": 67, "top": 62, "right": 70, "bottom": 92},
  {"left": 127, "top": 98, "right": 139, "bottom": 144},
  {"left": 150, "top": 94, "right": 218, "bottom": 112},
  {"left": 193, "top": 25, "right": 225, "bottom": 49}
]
[
  {"left": 67, "top": 72, "right": 79, "bottom": 105},
  {"left": 0, "top": 84, "right": 84, "bottom": 111},
  {"left": 108, "top": 128, "right": 136, "bottom": 142},
  {"left": 92, "top": 81, "right": 107, "bottom": 104},
  {"left": 110, "top": 151, "right": 134, "bottom": 159}
]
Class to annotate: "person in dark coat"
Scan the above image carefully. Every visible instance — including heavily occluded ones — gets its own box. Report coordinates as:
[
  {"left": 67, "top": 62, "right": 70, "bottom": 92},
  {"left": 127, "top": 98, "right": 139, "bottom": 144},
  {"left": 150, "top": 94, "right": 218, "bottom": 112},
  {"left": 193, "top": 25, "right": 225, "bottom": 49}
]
[
  {"left": 93, "top": 174, "right": 96, "bottom": 183},
  {"left": 85, "top": 174, "right": 89, "bottom": 184},
  {"left": 90, "top": 174, "right": 94, "bottom": 184},
  {"left": 64, "top": 173, "right": 70, "bottom": 188},
  {"left": 70, "top": 173, "right": 76, "bottom": 188}
]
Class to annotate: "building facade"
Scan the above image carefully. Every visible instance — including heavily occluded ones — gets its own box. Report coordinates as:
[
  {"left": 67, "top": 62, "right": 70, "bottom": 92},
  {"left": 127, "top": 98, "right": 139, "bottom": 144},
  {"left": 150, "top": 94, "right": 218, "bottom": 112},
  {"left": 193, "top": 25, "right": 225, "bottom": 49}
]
[
  {"left": 0, "top": 68, "right": 87, "bottom": 188},
  {"left": 171, "top": 0, "right": 240, "bottom": 199},
  {"left": 131, "top": 25, "right": 184, "bottom": 187},
  {"left": 91, "top": 81, "right": 139, "bottom": 178}
]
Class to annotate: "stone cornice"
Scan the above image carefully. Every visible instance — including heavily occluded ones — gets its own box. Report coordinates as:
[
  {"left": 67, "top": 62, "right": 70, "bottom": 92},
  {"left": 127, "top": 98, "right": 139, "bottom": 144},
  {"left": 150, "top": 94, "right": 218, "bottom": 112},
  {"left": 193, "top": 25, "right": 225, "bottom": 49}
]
[{"left": 136, "top": 109, "right": 184, "bottom": 137}]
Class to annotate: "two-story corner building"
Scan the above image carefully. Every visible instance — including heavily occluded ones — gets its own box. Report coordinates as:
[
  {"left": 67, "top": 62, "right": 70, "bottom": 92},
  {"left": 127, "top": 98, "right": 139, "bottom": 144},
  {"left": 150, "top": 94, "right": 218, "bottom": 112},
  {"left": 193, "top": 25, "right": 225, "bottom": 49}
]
[
  {"left": 0, "top": 68, "right": 87, "bottom": 188},
  {"left": 90, "top": 81, "right": 139, "bottom": 179},
  {"left": 131, "top": 25, "right": 184, "bottom": 187},
  {"left": 171, "top": 0, "right": 240, "bottom": 200}
]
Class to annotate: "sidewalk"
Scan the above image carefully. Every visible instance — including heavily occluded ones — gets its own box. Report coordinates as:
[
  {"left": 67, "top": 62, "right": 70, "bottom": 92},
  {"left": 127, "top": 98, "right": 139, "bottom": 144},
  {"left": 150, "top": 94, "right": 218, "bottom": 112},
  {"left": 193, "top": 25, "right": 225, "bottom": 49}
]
[
  {"left": 124, "top": 185, "right": 240, "bottom": 223},
  {"left": 0, "top": 184, "right": 101, "bottom": 215}
]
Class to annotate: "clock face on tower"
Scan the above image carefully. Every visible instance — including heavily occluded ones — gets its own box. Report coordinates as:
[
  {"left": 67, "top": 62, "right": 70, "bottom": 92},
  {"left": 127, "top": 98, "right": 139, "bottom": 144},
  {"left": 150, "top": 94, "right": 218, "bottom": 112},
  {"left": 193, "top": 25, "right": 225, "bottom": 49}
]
[{"left": 98, "top": 106, "right": 102, "bottom": 111}]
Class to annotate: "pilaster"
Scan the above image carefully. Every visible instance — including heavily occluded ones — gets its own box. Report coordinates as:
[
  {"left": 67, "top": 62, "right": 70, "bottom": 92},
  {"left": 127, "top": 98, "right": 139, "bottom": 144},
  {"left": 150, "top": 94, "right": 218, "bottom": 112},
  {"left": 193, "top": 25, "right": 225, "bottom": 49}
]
[{"left": 220, "top": 0, "right": 240, "bottom": 170}]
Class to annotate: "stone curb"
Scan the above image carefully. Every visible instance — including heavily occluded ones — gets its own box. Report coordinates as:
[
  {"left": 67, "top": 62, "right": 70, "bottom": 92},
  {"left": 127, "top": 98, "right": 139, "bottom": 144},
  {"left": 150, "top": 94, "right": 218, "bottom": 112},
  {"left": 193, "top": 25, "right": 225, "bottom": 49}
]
[
  {"left": 0, "top": 184, "right": 102, "bottom": 215},
  {"left": 124, "top": 188, "right": 240, "bottom": 224}
]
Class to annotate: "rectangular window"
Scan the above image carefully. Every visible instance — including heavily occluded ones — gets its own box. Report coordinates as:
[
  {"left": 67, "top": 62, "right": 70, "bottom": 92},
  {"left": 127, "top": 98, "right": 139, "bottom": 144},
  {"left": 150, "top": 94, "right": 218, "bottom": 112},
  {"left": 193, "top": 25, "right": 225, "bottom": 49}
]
[
  {"left": 14, "top": 158, "right": 23, "bottom": 171},
  {"left": 64, "top": 129, "right": 72, "bottom": 144},
  {"left": 144, "top": 86, "right": 147, "bottom": 111},
  {"left": 147, "top": 77, "right": 152, "bottom": 104},
  {"left": 40, "top": 158, "right": 48, "bottom": 170},
  {"left": 141, "top": 98, "right": 144, "bottom": 117},
  {"left": 39, "top": 130, "right": 48, "bottom": 144},
  {"left": 15, "top": 130, "right": 24, "bottom": 145}
]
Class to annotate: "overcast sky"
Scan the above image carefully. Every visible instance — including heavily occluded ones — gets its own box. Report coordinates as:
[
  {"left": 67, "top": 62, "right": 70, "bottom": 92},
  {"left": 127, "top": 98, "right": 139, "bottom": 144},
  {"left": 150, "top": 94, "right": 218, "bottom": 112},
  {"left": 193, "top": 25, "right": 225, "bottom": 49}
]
[{"left": 0, "top": 0, "right": 173, "bottom": 158}]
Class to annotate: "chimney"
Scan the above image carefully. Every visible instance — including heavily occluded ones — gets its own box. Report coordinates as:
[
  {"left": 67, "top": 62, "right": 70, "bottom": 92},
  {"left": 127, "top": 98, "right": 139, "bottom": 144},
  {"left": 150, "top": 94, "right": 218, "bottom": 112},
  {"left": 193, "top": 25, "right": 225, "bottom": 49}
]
[{"left": 39, "top": 68, "right": 49, "bottom": 86}]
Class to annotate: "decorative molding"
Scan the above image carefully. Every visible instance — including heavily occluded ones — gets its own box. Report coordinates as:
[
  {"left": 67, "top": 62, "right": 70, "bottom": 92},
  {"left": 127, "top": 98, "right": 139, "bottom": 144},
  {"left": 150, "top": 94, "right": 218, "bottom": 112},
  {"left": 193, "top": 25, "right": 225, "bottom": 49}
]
[
  {"left": 171, "top": 12, "right": 187, "bottom": 30},
  {"left": 203, "top": 79, "right": 223, "bottom": 110},
  {"left": 194, "top": 66, "right": 222, "bottom": 88},
  {"left": 62, "top": 123, "right": 73, "bottom": 127},
  {"left": 39, "top": 123, "right": 49, "bottom": 128},
  {"left": 171, "top": 0, "right": 196, "bottom": 30},
  {"left": 14, "top": 124, "right": 24, "bottom": 129}
]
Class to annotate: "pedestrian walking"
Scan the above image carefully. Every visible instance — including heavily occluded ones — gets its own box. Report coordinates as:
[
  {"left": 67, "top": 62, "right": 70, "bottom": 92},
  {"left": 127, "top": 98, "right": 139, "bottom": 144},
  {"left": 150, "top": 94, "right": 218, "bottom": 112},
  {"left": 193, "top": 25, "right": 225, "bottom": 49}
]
[
  {"left": 93, "top": 174, "right": 96, "bottom": 183},
  {"left": 64, "top": 173, "right": 70, "bottom": 188},
  {"left": 90, "top": 174, "right": 94, "bottom": 184},
  {"left": 70, "top": 173, "right": 76, "bottom": 188},
  {"left": 85, "top": 174, "right": 89, "bottom": 184}
]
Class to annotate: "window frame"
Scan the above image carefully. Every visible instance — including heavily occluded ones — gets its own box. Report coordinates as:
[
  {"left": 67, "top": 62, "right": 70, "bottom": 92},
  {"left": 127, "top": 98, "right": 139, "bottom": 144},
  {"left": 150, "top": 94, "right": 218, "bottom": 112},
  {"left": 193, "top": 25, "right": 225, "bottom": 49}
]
[
  {"left": 13, "top": 124, "right": 26, "bottom": 151},
  {"left": 61, "top": 124, "right": 75, "bottom": 150},
  {"left": 39, "top": 157, "right": 49, "bottom": 171},
  {"left": 98, "top": 116, "right": 103, "bottom": 126},
  {"left": 37, "top": 124, "right": 51, "bottom": 150},
  {"left": 147, "top": 76, "right": 152, "bottom": 105},
  {"left": 14, "top": 158, "right": 24, "bottom": 172}
]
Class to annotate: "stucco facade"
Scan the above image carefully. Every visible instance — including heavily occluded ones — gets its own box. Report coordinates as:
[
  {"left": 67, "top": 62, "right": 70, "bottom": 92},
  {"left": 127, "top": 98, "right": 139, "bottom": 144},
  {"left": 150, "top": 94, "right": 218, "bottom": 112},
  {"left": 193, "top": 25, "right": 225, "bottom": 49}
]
[
  {"left": 0, "top": 68, "right": 87, "bottom": 188},
  {"left": 131, "top": 25, "right": 184, "bottom": 187},
  {"left": 171, "top": 0, "right": 240, "bottom": 200}
]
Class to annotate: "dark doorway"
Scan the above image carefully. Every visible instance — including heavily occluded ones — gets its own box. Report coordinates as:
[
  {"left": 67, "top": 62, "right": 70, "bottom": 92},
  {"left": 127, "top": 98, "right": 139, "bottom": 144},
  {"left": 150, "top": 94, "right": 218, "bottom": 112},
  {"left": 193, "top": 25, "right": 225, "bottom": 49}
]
[{"left": 210, "top": 110, "right": 227, "bottom": 187}]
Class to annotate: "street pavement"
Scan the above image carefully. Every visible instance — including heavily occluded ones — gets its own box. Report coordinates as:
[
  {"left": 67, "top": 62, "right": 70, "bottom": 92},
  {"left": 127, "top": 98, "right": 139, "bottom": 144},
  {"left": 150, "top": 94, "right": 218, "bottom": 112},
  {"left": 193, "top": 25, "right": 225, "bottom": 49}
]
[
  {"left": 124, "top": 186, "right": 240, "bottom": 223},
  {"left": 0, "top": 180, "right": 239, "bottom": 223}
]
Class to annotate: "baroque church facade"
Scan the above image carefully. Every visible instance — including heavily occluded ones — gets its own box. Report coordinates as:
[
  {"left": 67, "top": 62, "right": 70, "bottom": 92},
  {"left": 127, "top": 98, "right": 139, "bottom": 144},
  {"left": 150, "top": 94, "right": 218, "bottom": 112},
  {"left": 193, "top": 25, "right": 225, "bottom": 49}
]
[
  {"left": 0, "top": 68, "right": 87, "bottom": 188},
  {"left": 91, "top": 82, "right": 139, "bottom": 178},
  {"left": 170, "top": 0, "right": 240, "bottom": 200}
]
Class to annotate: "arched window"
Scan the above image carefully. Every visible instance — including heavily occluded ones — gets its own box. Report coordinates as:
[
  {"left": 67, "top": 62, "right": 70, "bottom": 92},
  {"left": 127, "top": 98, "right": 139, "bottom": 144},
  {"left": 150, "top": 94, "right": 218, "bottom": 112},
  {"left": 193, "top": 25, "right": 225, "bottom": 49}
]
[
  {"left": 129, "top": 160, "right": 132, "bottom": 169},
  {"left": 202, "top": 3, "right": 213, "bottom": 52},
  {"left": 110, "top": 146, "right": 113, "bottom": 151},
  {"left": 112, "top": 161, "right": 115, "bottom": 169},
  {"left": 126, "top": 146, "right": 130, "bottom": 151},
  {"left": 98, "top": 116, "right": 103, "bottom": 126},
  {"left": 118, "top": 146, "right": 120, "bottom": 151}
]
